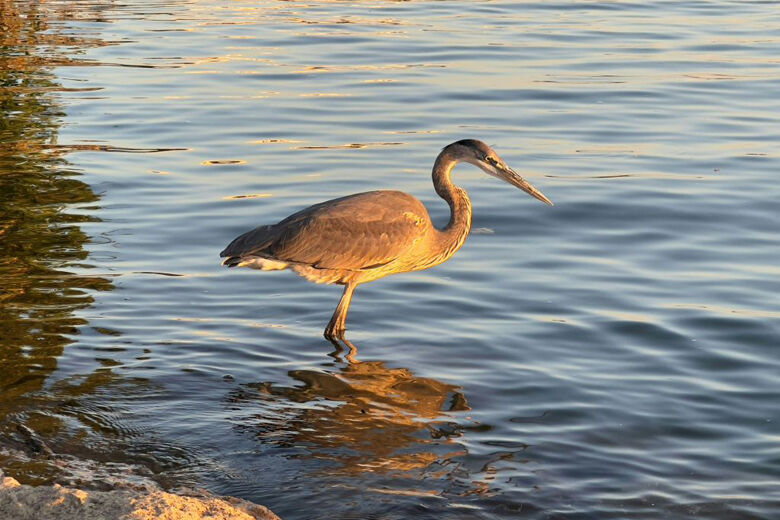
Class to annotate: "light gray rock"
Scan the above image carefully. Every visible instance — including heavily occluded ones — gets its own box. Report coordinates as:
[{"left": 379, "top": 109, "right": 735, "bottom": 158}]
[{"left": 0, "top": 469, "right": 280, "bottom": 520}]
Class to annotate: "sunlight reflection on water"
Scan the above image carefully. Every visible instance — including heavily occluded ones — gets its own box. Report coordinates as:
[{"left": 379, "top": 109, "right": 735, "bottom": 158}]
[{"left": 1, "top": 1, "right": 779, "bottom": 519}]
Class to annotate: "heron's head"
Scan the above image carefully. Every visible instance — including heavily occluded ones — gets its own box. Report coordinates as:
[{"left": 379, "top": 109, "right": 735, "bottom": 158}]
[{"left": 444, "top": 139, "right": 553, "bottom": 205}]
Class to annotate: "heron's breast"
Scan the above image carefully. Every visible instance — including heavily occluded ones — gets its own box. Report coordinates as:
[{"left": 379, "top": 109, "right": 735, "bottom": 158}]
[{"left": 290, "top": 263, "right": 367, "bottom": 285}]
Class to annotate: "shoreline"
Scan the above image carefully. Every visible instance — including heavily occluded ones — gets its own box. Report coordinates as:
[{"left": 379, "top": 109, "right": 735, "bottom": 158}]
[
  {"left": 1, "top": 423, "right": 280, "bottom": 519},
  {"left": 1, "top": 469, "right": 280, "bottom": 520}
]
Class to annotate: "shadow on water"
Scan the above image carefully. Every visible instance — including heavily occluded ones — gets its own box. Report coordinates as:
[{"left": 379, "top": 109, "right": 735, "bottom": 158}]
[
  {"left": 230, "top": 350, "right": 470, "bottom": 474},
  {"left": 222, "top": 336, "right": 533, "bottom": 516},
  {"left": 0, "top": 2, "right": 179, "bottom": 489},
  {"left": 222, "top": 337, "right": 543, "bottom": 518}
]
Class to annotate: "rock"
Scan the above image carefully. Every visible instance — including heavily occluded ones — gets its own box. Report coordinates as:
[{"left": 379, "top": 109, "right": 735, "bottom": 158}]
[{"left": 0, "top": 469, "right": 280, "bottom": 520}]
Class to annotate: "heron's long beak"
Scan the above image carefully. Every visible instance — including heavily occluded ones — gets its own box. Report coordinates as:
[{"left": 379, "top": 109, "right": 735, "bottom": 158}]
[{"left": 500, "top": 166, "right": 553, "bottom": 205}]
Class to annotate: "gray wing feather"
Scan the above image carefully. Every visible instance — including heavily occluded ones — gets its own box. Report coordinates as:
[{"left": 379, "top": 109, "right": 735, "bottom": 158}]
[
  {"left": 220, "top": 191, "right": 429, "bottom": 270},
  {"left": 220, "top": 224, "right": 275, "bottom": 258}
]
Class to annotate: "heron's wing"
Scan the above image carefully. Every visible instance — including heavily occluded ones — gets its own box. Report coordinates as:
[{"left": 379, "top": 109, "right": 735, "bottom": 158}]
[
  {"left": 220, "top": 224, "right": 276, "bottom": 258},
  {"left": 223, "top": 191, "right": 430, "bottom": 271}
]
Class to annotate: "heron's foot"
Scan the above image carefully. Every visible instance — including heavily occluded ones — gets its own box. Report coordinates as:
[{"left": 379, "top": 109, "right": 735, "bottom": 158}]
[
  {"left": 323, "top": 323, "right": 346, "bottom": 340},
  {"left": 324, "top": 309, "right": 350, "bottom": 339}
]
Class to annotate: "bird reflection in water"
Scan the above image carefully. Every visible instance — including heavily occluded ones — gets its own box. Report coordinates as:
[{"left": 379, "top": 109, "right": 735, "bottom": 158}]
[{"left": 227, "top": 342, "right": 470, "bottom": 478}]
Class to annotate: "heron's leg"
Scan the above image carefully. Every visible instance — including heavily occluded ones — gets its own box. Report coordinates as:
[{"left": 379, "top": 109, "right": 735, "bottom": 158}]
[{"left": 324, "top": 283, "right": 357, "bottom": 339}]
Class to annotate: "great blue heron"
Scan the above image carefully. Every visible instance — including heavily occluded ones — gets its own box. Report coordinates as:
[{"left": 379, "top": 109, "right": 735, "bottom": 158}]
[{"left": 221, "top": 139, "right": 552, "bottom": 339}]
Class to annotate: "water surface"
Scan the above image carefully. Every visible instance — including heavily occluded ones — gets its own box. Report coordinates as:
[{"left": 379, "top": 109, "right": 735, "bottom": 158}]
[{"left": 1, "top": 1, "right": 778, "bottom": 518}]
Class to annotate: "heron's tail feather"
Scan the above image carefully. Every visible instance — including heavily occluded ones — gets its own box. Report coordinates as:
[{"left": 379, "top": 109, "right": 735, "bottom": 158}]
[
  {"left": 222, "top": 256, "right": 242, "bottom": 268},
  {"left": 220, "top": 224, "right": 276, "bottom": 258},
  {"left": 222, "top": 255, "right": 289, "bottom": 271}
]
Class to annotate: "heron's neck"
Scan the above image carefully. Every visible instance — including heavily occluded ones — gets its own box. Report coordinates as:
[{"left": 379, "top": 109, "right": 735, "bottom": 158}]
[{"left": 431, "top": 151, "right": 472, "bottom": 256}]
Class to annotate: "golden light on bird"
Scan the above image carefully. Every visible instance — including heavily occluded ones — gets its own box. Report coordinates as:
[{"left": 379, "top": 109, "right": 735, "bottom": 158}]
[{"left": 221, "top": 139, "right": 552, "bottom": 339}]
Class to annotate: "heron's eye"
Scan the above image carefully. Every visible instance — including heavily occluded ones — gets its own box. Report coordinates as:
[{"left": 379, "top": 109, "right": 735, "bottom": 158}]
[{"left": 486, "top": 156, "right": 498, "bottom": 166}]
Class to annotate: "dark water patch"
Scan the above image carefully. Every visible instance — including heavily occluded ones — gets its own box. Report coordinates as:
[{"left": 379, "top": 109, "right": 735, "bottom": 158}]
[
  {"left": 39, "top": 144, "right": 189, "bottom": 154},
  {"left": 601, "top": 319, "right": 689, "bottom": 347}
]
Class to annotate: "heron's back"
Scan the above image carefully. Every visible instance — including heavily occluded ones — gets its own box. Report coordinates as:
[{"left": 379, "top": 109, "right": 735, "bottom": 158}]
[{"left": 220, "top": 190, "right": 435, "bottom": 284}]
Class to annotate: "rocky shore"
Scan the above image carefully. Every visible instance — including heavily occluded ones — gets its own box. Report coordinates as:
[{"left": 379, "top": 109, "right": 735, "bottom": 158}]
[
  {"left": 0, "top": 423, "right": 281, "bottom": 519},
  {"left": 0, "top": 469, "right": 280, "bottom": 520}
]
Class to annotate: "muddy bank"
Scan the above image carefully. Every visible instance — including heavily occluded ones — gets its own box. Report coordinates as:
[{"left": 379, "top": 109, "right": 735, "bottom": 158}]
[{"left": 0, "top": 469, "right": 280, "bottom": 520}]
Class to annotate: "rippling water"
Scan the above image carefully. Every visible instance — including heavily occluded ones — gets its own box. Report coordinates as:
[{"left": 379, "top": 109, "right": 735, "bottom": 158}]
[{"left": 1, "top": 1, "right": 779, "bottom": 518}]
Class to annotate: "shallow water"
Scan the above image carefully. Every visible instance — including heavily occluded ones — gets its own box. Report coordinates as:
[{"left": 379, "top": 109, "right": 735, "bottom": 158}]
[{"left": 1, "top": 1, "right": 779, "bottom": 518}]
